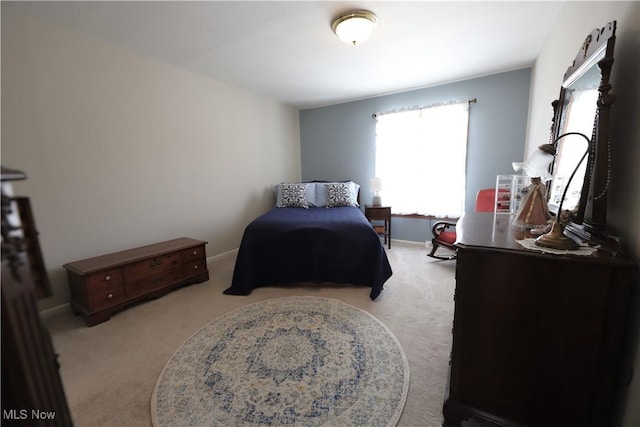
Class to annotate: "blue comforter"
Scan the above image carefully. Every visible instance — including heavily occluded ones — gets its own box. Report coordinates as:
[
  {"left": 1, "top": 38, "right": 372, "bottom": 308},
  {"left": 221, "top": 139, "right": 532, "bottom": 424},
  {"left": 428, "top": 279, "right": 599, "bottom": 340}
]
[{"left": 224, "top": 207, "right": 392, "bottom": 299}]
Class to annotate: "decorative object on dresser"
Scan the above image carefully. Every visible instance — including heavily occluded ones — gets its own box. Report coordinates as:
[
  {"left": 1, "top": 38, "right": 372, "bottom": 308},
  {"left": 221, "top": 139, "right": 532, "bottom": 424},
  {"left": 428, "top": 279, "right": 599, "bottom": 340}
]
[
  {"left": 365, "top": 204, "right": 391, "bottom": 249},
  {"left": 535, "top": 132, "right": 591, "bottom": 250},
  {"left": 64, "top": 238, "right": 208, "bottom": 326},
  {"left": 1, "top": 166, "right": 74, "bottom": 426},
  {"left": 152, "top": 296, "right": 409, "bottom": 427},
  {"left": 511, "top": 142, "right": 556, "bottom": 229}
]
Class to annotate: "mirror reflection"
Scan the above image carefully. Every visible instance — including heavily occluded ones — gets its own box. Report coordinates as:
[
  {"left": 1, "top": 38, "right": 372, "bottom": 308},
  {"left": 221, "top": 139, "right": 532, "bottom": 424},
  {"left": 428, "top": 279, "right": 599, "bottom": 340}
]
[{"left": 548, "top": 58, "right": 601, "bottom": 214}]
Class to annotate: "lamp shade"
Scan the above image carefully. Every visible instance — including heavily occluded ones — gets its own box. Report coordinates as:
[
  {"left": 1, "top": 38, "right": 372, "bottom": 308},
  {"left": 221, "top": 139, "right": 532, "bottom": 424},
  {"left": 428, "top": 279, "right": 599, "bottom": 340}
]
[
  {"left": 371, "top": 177, "right": 382, "bottom": 206},
  {"left": 331, "top": 10, "right": 378, "bottom": 45},
  {"left": 371, "top": 177, "right": 382, "bottom": 192},
  {"left": 512, "top": 145, "right": 555, "bottom": 181}
]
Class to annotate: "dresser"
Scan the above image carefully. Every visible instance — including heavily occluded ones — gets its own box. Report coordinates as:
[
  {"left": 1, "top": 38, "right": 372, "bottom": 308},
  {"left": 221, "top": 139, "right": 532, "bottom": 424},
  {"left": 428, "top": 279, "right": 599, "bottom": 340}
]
[
  {"left": 64, "top": 238, "right": 208, "bottom": 326},
  {"left": 2, "top": 167, "right": 73, "bottom": 426},
  {"left": 443, "top": 212, "right": 636, "bottom": 427}
]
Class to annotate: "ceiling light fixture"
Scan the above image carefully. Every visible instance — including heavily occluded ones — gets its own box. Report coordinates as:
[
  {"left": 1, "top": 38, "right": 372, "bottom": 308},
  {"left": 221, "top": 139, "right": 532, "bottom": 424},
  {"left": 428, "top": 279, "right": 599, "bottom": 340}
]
[{"left": 331, "top": 9, "right": 378, "bottom": 46}]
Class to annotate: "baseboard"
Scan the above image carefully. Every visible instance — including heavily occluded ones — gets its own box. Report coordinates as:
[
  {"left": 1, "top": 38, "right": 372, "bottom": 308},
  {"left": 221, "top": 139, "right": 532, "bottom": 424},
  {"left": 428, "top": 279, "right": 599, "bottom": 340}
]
[
  {"left": 39, "top": 303, "right": 71, "bottom": 320},
  {"left": 40, "top": 249, "right": 240, "bottom": 319},
  {"left": 206, "top": 248, "right": 238, "bottom": 264},
  {"left": 390, "top": 238, "right": 427, "bottom": 247}
]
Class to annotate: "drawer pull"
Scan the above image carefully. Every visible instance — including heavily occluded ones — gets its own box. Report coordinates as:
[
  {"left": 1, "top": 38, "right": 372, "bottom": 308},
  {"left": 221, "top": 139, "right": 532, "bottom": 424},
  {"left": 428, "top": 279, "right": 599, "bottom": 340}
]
[
  {"left": 105, "top": 275, "right": 111, "bottom": 281},
  {"left": 192, "top": 250, "right": 197, "bottom": 256},
  {"left": 150, "top": 259, "right": 162, "bottom": 267},
  {"left": 193, "top": 265, "right": 199, "bottom": 270},
  {"left": 107, "top": 293, "right": 113, "bottom": 299}
]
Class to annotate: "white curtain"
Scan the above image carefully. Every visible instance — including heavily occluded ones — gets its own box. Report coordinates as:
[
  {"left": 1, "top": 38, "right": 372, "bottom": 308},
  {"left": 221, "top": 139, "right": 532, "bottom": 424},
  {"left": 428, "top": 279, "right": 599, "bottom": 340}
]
[{"left": 375, "top": 102, "right": 469, "bottom": 217}]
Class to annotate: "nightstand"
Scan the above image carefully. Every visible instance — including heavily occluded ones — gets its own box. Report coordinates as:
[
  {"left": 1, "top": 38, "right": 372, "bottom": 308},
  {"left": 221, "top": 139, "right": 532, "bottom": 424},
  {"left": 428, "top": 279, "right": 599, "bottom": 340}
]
[{"left": 365, "top": 205, "right": 391, "bottom": 249}]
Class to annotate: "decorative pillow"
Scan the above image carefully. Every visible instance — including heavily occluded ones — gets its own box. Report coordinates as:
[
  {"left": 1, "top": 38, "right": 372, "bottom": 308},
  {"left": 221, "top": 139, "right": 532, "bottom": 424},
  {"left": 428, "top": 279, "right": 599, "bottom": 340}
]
[
  {"left": 325, "top": 183, "right": 355, "bottom": 207},
  {"left": 315, "top": 181, "right": 360, "bottom": 207},
  {"left": 276, "top": 183, "right": 309, "bottom": 208},
  {"left": 275, "top": 182, "right": 316, "bottom": 207}
]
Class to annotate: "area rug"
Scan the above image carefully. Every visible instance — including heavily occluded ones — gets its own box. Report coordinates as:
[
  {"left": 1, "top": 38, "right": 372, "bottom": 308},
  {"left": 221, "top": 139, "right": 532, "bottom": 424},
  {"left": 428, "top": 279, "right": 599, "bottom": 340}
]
[{"left": 151, "top": 296, "right": 410, "bottom": 426}]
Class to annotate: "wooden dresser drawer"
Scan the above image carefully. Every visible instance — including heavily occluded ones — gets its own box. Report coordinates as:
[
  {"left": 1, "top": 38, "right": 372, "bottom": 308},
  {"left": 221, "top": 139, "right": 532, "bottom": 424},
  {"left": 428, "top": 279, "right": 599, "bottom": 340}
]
[
  {"left": 86, "top": 269, "right": 124, "bottom": 305},
  {"left": 87, "top": 282, "right": 125, "bottom": 311},
  {"left": 184, "top": 259, "right": 206, "bottom": 277},
  {"left": 126, "top": 266, "right": 184, "bottom": 299},
  {"left": 182, "top": 245, "right": 205, "bottom": 262},
  {"left": 86, "top": 268, "right": 123, "bottom": 289},
  {"left": 123, "top": 252, "right": 181, "bottom": 280}
]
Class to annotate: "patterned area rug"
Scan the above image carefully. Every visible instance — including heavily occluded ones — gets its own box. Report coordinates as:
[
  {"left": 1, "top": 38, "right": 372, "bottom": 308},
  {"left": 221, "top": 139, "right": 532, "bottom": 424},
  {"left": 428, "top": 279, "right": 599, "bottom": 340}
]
[{"left": 151, "top": 296, "right": 410, "bottom": 426}]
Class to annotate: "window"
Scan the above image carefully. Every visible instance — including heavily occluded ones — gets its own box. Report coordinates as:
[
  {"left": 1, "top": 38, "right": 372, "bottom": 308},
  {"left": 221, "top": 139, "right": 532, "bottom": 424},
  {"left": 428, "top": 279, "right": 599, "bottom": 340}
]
[{"left": 374, "top": 102, "right": 470, "bottom": 218}]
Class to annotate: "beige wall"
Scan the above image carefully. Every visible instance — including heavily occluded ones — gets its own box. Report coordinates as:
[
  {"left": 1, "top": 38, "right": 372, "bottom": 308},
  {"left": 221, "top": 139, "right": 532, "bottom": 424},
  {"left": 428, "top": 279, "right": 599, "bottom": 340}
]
[
  {"left": 526, "top": 2, "right": 640, "bottom": 426},
  {"left": 1, "top": 10, "right": 301, "bottom": 311}
]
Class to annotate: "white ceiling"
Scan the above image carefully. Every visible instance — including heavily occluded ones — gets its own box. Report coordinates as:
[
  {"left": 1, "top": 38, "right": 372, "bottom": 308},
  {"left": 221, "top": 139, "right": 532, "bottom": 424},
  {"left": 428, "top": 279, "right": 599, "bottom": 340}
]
[{"left": 9, "top": 1, "right": 565, "bottom": 109}]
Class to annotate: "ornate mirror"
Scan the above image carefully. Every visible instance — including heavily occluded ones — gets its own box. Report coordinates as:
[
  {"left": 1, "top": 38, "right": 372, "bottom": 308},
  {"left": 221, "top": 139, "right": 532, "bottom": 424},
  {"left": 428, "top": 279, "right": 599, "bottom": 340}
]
[{"left": 548, "top": 21, "right": 616, "bottom": 240}]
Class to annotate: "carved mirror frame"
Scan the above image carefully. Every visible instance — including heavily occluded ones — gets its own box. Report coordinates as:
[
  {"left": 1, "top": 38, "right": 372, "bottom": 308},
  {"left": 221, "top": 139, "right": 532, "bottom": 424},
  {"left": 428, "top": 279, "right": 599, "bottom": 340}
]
[{"left": 549, "top": 21, "right": 616, "bottom": 240}]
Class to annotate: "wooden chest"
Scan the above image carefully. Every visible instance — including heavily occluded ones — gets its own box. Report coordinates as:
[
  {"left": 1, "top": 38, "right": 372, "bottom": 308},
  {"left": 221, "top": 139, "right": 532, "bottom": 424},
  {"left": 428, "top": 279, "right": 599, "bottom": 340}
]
[{"left": 64, "top": 237, "right": 208, "bottom": 326}]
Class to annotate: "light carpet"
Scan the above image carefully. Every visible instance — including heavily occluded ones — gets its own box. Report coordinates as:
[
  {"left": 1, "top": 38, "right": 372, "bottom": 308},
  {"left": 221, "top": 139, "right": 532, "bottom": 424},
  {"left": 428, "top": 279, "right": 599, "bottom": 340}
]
[
  {"left": 44, "top": 241, "right": 456, "bottom": 426},
  {"left": 151, "top": 296, "right": 410, "bottom": 426}
]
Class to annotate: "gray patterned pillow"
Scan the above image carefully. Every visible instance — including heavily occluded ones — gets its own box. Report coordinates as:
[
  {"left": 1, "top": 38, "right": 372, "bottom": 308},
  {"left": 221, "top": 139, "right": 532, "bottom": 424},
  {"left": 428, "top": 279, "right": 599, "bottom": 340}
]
[
  {"left": 276, "top": 183, "right": 309, "bottom": 208},
  {"left": 325, "top": 183, "right": 354, "bottom": 207}
]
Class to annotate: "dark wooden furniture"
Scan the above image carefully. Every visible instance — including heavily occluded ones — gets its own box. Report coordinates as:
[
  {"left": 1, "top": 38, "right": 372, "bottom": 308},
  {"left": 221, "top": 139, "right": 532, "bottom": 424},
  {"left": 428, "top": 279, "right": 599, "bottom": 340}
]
[
  {"left": 365, "top": 205, "right": 391, "bottom": 249},
  {"left": 443, "top": 212, "right": 636, "bottom": 427},
  {"left": 1, "top": 167, "right": 73, "bottom": 426},
  {"left": 64, "top": 238, "right": 208, "bottom": 326},
  {"left": 428, "top": 221, "right": 457, "bottom": 260}
]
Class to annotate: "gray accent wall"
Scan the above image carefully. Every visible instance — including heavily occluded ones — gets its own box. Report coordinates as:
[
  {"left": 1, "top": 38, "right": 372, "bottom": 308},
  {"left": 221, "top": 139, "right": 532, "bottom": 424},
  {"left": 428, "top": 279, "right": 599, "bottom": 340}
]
[{"left": 300, "top": 68, "right": 532, "bottom": 243}]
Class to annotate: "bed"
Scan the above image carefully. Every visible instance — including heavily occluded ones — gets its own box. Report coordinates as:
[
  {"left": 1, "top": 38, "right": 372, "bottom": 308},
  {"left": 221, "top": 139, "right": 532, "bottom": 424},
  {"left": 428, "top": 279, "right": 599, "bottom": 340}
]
[{"left": 224, "top": 181, "right": 392, "bottom": 300}]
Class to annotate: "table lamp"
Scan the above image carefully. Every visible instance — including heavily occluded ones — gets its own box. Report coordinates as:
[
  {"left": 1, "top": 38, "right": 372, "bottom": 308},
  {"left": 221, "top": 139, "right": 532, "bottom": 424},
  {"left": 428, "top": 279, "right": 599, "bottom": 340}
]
[
  {"left": 371, "top": 177, "right": 382, "bottom": 206},
  {"left": 535, "top": 132, "right": 591, "bottom": 250}
]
